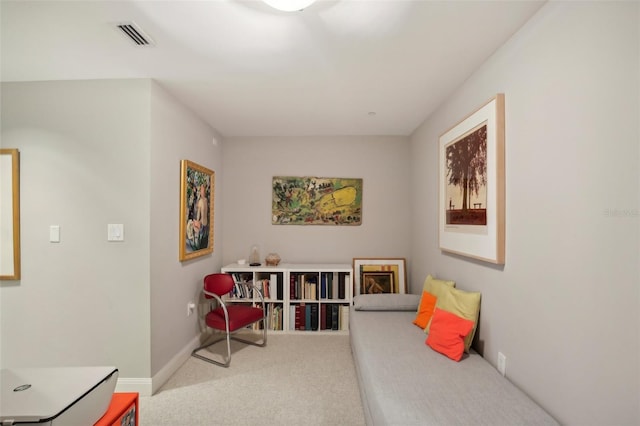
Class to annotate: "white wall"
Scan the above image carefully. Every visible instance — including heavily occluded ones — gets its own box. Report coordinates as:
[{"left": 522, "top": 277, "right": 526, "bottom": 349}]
[
  {"left": 0, "top": 80, "right": 152, "bottom": 376},
  {"left": 221, "top": 136, "right": 412, "bottom": 276},
  {"left": 0, "top": 79, "right": 222, "bottom": 395},
  {"left": 410, "top": 2, "right": 639, "bottom": 425},
  {"left": 149, "top": 81, "right": 223, "bottom": 379}
]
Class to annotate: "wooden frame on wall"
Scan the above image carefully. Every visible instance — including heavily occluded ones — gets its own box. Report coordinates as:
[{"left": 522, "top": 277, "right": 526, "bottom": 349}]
[
  {"left": 272, "top": 176, "right": 362, "bottom": 226},
  {"left": 438, "top": 94, "right": 505, "bottom": 264},
  {"left": 1, "top": 149, "right": 20, "bottom": 280},
  {"left": 352, "top": 258, "right": 407, "bottom": 296},
  {"left": 179, "top": 159, "right": 214, "bottom": 261}
]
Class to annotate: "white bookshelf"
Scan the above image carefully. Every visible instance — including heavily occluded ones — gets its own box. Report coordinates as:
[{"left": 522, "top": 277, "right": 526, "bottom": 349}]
[{"left": 220, "top": 263, "right": 352, "bottom": 334}]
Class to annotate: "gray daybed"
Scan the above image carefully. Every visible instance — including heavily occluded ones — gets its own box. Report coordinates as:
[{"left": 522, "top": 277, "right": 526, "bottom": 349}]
[{"left": 349, "top": 294, "right": 558, "bottom": 425}]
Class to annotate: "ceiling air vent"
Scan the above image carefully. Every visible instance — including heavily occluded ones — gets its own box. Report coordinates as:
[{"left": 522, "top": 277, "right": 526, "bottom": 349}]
[{"left": 116, "top": 22, "right": 155, "bottom": 46}]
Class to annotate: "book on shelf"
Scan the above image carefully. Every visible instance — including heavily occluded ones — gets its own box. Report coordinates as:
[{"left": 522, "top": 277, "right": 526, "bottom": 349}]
[
  {"left": 338, "top": 272, "right": 348, "bottom": 299},
  {"left": 320, "top": 304, "right": 327, "bottom": 330},
  {"left": 320, "top": 273, "right": 327, "bottom": 299},
  {"left": 305, "top": 282, "right": 317, "bottom": 300},
  {"left": 252, "top": 302, "right": 264, "bottom": 330},
  {"left": 270, "top": 305, "right": 283, "bottom": 330},
  {"left": 229, "top": 272, "right": 256, "bottom": 299},
  {"left": 305, "top": 304, "right": 311, "bottom": 331},
  {"left": 232, "top": 282, "right": 248, "bottom": 299},
  {"left": 340, "top": 305, "right": 349, "bottom": 330},
  {"left": 277, "top": 279, "right": 284, "bottom": 301},
  {"left": 290, "top": 273, "right": 297, "bottom": 300},
  {"left": 309, "top": 274, "right": 319, "bottom": 300},
  {"left": 331, "top": 304, "right": 339, "bottom": 330},
  {"left": 299, "top": 274, "right": 305, "bottom": 300},
  {"left": 266, "top": 304, "right": 272, "bottom": 330},
  {"left": 310, "top": 304, "right": 319, "bottom": 331},
  {"left": 295, "top": 303, "right": 306, "bottom": 331},
  {"left": 230, "top": 274, "right": 240, "bottom": 298},
  {"left": 324, "top": 273, "right": 332, "bottom": 299},
  {"left": 323, "top": 305, "right": 332, "bottom": 328},
  {"left": 270, "top": 273, "right": 279, "bottom": 299}
]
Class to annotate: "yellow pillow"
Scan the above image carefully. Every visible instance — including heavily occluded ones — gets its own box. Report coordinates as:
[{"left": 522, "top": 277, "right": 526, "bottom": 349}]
[
  {"left": 428, "top": 286, "right": 481, "bottom": 353},
  {"left": 421, "top": 275, "right": 455, "bottom": 303}
]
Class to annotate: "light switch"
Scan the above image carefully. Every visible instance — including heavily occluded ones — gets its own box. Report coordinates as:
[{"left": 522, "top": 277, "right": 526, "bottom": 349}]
[
  {"left": 49, "top": 225, "right": 60, "bottom": 243},
  {"left": 107, "top": 224, "right": 124, "bottom": 242}
]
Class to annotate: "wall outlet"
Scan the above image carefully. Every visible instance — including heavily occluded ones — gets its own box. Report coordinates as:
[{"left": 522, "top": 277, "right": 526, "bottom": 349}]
[
  {"left": 187, "top": 301, "right": 195, "bottom": 317},
  {"left": 497, "top": 352, "right": 507, "bottom": 376}
]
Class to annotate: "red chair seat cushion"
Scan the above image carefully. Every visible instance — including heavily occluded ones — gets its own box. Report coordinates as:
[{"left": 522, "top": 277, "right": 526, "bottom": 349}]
[{"left": 206, "top": 305, "right": 264, "bottom": 332}]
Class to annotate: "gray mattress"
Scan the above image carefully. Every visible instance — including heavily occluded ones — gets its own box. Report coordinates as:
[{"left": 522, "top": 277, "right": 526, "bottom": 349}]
[{"left": 349, "top": 308, "right": 558, "bottom": 426}]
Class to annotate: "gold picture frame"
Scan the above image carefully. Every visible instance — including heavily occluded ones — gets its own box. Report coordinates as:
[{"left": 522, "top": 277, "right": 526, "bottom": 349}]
[
  {"left": 439, "top": 94, "right": 505, "bottom": 264},
  {"left": 179, "top": 159, "right": 214, "bottom": 261},
  {"left": 1, "top": 149, "right": 20, "bottom": 280}
]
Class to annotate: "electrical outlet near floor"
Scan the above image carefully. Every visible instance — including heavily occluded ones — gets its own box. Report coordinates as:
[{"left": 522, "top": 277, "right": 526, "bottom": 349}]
[
  {"left": 187, "top": 301, "right": 195, "bottom": 317},
  {"left": 497, "top": 352, "right": 507, "bottom": 376}
]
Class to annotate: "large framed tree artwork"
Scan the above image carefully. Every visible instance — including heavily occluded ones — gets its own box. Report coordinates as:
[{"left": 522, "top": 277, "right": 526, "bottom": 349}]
[{"left": 439, "top": 94, "right": 505, "bottom": 264}]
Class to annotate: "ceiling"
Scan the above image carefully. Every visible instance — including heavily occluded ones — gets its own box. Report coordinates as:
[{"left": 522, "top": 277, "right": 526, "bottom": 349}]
[{"left": 1, "top": 0, "right": 545, "bottom": 137}]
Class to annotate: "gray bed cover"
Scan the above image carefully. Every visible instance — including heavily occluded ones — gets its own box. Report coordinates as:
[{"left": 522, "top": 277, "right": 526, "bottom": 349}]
[{"left": 349, "top": 308, "right": 559, "bottom": 426}]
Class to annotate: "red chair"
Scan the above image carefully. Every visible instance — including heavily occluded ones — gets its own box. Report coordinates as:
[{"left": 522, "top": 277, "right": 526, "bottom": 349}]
[{"left": 191, "top": 273, "right": 267, "bottom": 367}]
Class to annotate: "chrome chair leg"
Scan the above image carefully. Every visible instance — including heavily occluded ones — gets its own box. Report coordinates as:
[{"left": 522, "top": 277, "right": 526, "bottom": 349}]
[
  {"left": 191, "top": 333, "right": 232, "bottom": 367},
  {"left": 191, "top": 315, "right": 267, "bottom": 367}
]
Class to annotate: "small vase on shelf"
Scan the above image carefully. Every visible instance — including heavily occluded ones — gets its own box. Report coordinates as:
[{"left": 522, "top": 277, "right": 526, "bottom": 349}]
[
  {"left": 249, "top": 245, "right": 261, "bottom": 266},
  {"left": 265, "top": 253, "right": 281, "bottom": 266}
]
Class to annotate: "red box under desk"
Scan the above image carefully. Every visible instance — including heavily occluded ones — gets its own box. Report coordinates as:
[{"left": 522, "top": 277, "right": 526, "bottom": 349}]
[{"left": 95, "top": 392, "right": 138, "bottom": 426}]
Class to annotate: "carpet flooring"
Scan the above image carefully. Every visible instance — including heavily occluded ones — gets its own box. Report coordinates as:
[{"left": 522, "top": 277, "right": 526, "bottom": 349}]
[{"left": 138, "top": 334, "right": 366, "bottom": 426}]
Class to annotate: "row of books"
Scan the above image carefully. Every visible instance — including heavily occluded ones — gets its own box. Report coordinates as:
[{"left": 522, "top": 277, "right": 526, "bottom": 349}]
[
  {"left": 267, "top": 304, "right": 283, "bottom": 330},
  {"left": 249, "top": 303, "right": 348, "bottom": 331},
  {"left": 248, "top": 304, "right": 283, "bottom": 331},
  {"left": 289, "top": 303, "right": 349, "bottom": 331},
  {"left": 290, "top": 272, "right": 349, "bottom": 301},
  {"left": 229, "top": 272, "right": 257, "bottom": 299},
  {"left": 258, "top": 274, "right": 284, "bottom": 300},
  {"left": 230, "top": 273, "right": 285, "bottom": 300}
]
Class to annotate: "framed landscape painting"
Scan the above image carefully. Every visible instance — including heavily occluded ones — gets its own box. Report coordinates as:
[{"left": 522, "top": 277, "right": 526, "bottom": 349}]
[
  {"left": 272, "top": 176, "right": 362, "bottom": 225},
  {"left": 179, "top": 160, "right": 214, "bottom": 261},
  {"left": 439, "top": 94, "right": 505, "bottom": 264},
  {"left": 353, "top": 258, "right": 406, "bottom": 296}
]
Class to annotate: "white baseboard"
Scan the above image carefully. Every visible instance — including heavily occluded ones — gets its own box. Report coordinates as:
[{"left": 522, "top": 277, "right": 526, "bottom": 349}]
[
  {"left": 150, "top": 334, "right": 201, "bottom": 395},
  {"left": 115, "top": 377, "right": 153, "bottom": 396},
  {"left": 115, "top": 334, "right": 202, "bottom": 397}
]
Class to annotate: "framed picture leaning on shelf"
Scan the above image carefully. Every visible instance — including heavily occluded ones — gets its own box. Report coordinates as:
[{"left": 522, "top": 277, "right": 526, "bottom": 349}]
[
  {"left": 179, "top": 159, "right": 214, "bottom": 261},
  {"left": 353, "top": 258, "right": 406, "bottom": 296}
]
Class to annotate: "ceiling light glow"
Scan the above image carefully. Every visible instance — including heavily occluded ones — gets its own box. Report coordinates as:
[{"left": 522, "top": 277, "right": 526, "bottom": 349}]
[{"left": 262, "top": 0, "right": 317, "bottom": 12}]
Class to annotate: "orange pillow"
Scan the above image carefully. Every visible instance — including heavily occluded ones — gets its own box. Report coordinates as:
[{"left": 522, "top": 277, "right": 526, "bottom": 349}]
[
  {"left": 425, "top": 308, "right": 475, "bottom": 361},
  {"left": 413, "top": 291, "right": 437, "bottom": 329}
]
